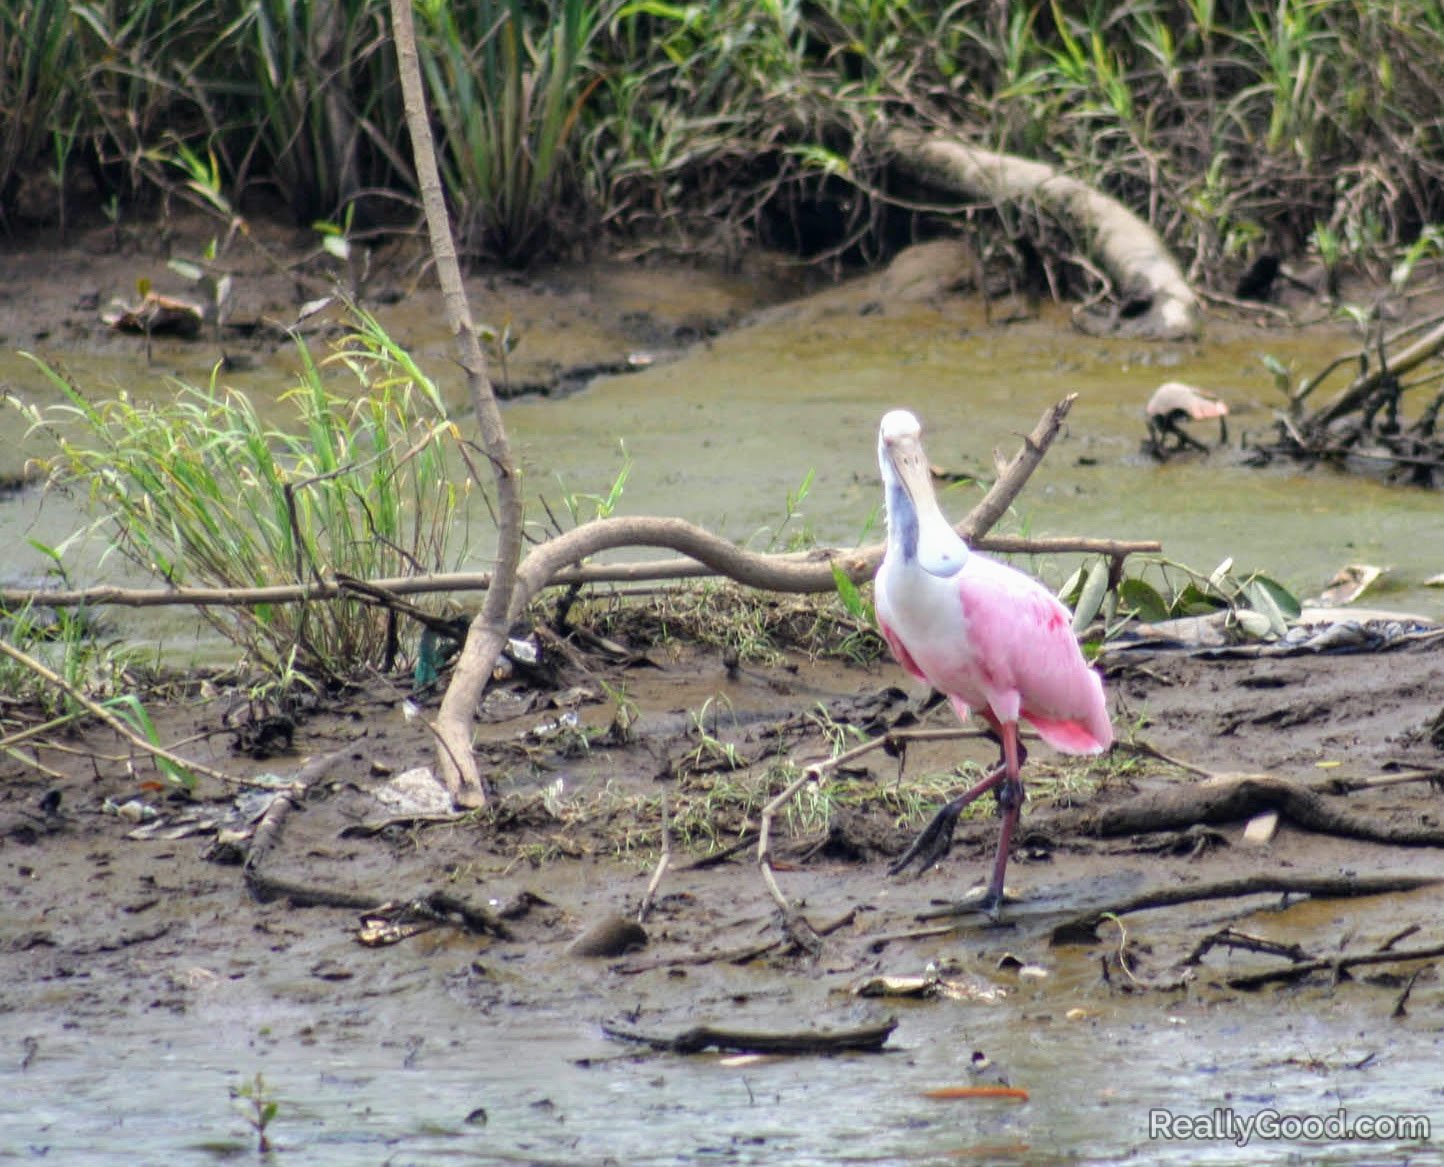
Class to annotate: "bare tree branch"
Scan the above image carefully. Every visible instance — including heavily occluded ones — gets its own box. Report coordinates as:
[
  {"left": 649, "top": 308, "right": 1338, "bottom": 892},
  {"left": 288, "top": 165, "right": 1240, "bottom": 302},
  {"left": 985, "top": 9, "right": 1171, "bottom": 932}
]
[
  {"left": 389, "top": 0, "right": 524, "bottom": 805},
  {"left": 0, "top": 535, "right": 1157, "bottom": 611}
]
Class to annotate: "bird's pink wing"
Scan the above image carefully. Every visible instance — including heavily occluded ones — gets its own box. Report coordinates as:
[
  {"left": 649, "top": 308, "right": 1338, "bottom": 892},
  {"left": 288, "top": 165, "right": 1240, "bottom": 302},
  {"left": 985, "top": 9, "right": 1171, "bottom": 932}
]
[
  {"left": 955, "top": 563, "right": 1112, "bottom": 754},
  {"left": 877, "top": 615, "right": 928, "bottom": 684}
]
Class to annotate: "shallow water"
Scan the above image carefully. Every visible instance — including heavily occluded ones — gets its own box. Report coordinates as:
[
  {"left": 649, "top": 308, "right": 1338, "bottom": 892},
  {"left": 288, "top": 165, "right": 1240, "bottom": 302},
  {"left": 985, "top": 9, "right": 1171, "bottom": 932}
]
[
  {"left": 4, "top": 292, "right": 1442, "bottom": 648},
  {"left": 5, "top": 928, "right": 1439, "bottom": 1166}
]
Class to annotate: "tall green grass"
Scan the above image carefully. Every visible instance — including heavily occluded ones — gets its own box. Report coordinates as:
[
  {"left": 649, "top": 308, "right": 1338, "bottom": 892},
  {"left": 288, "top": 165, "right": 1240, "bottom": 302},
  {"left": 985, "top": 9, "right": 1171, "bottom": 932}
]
[
  {"left": 16, "top": 314, "right": 468, "bottom": 680},
  {"left": 0, "top": 0, "right": 76, "bottom": 216},
  {"left": 416, "top": 0, "right": 606, "bottom": 260},
  {"left": 1, "top": 0, "right": 1442, "bottom": 277}
]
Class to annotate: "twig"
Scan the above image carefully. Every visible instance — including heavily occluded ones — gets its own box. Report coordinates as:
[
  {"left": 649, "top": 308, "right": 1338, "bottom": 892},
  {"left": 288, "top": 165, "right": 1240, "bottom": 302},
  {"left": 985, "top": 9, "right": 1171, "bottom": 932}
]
[
  {"left": 1322, "top": 769, "right": 1444, "bottom": 794},
  {"left": 1378, "top": 923, "right": 1422, "bottom": 953},
  {"left": 1392, "top": 967, "right": 1425, "bottom": 1018},
  {"left": 757, "top": 727, "right": 977, "bottom": 925},
  {"left": 0, "top": 639, "right": 239, "bottom": 788},
  {"left": 1303, "top": 312, "right": 1444, "bottom": 429},
  {"left": 600, "top": 1016, "right": 897, "bottom": 1055},
  {"left": 638, "top": 792, "right": 672, "bottom": 925},
  {"left": 1101, "top": 913, "right": 1145, "bottom": 989},
  {"left": 1184, "top": 927, "right": 1311, "bottom": 966}
]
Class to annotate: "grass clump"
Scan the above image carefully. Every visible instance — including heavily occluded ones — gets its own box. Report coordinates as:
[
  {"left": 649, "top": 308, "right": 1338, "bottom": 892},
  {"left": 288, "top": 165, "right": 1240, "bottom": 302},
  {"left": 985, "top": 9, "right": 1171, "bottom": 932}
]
[
  {"left": 565, "top": 581, "right": 887, "bottom": 667},
  {"left": 16, "top": 312, "right": 468, "bottom": 682}
]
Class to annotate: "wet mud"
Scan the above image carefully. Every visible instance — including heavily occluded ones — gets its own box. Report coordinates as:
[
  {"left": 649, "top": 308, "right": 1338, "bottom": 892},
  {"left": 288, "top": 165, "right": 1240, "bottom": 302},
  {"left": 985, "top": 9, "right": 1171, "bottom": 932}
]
[
  {"left": 3, "top": 625, "right": 1443, "bottom": 1161},
  {"left": 3, "top": 216, "right": 1443, "bottom": 1162}
]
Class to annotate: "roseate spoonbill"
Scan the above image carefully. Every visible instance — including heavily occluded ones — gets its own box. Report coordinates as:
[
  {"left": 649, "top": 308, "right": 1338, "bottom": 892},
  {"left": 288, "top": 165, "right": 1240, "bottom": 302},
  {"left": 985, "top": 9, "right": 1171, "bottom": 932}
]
[
  {"left": 874, "top": 409, "right": 1112, "bottom": 916},
  {"left": 1145, "top": 381, "right": 1229, "bottom": 457}
]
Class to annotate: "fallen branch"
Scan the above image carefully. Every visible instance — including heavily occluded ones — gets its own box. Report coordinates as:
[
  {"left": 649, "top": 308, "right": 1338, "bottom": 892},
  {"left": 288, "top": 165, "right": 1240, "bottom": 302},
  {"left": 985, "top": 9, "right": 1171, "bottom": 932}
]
[
  {"left": 1063, "top": 773, "right": 1444, "bottom": 847},
  {"left": 886, "top": 129, "right": 1201, "bottom": 340},
  {"left": 1224, "top": 941, "right": 1444, "bottom": 991},
  {"left": 0, "top": 533, "right": 1157, "bottom": 611},
  {"left": 757, "top": 727, "right": 977, "bottom": 929},
  {"left": 434, "top": 394, "right": 1111, "bottom": 806},
  {"left": 600, "top": 1016, "right": 897, "bottom": 1055},
  {"left": 390, "top": 0, "right": 525, "bottom": 806},
  {"left": 1050, "top": 874, "right": 1444, "bottom": 944},
  {"left": 241, "top": 777, "right": 512, "bottom": 936},
  {"left": 1298, "top": 312, "right": 1444, "bottom": 427}
]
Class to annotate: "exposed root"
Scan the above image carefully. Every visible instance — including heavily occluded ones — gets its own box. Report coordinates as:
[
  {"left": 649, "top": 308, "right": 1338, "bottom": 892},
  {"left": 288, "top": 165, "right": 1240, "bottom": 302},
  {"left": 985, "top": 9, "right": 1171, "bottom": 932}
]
[
  {"left": 1051, "top": 873, "right": 1443, "bottom": 945},
  {"left": 1062, "top": 772, "right": 1444, "bottom": 847}
]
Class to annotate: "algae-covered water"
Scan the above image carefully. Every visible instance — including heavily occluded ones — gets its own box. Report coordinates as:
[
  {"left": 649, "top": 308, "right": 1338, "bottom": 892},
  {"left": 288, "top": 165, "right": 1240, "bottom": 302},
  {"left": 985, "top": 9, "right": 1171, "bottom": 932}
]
[{"left": 8, "top": 277, "right": 1438, "bottom": 649}]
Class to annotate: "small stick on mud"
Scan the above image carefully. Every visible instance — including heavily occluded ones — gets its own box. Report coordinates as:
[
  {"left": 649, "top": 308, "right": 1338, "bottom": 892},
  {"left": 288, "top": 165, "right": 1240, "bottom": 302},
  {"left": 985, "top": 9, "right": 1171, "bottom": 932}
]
[
  {"left": 1184, "top": 927, "right": 1312, "bottom": 966},
  {"left": 1321, "top": 769, "right": 1444, "bottom": 795},
  {"left": 637, "top": 792, "right": 672, "bottom": 925},
  {"left": 600, "top": 1016, "right": 898, "bottom": 1055},
  {"left": 1392, "top": 967, "right": 1425, "bottom": 1018}
]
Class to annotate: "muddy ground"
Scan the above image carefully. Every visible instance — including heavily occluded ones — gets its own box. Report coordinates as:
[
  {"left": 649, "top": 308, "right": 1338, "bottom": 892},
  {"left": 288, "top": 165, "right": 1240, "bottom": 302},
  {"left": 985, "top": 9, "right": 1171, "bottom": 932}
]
[
  {"left": 3, "top": 611, "right": 1443, "bottom": 1044},
  {"left": 3, "top": 216, "right": 1444, "bottom": 1158}
]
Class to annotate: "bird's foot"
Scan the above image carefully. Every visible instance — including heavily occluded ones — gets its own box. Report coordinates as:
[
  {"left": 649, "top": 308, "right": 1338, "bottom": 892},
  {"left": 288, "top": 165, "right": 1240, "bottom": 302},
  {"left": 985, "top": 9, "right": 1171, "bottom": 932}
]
[
  {"left": 976, "top": 885, "right": 1008, "bottom": 923},
  {"left": 888, "top": 797, "right": 965, "bottom": 876}
]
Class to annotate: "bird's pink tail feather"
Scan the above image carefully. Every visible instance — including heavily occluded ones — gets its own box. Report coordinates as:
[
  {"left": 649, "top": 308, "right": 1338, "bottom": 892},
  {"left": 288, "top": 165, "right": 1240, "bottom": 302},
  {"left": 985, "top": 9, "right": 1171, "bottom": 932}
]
[{"left": 1024, "top": 713, "right": 1111, "bottom": 755}]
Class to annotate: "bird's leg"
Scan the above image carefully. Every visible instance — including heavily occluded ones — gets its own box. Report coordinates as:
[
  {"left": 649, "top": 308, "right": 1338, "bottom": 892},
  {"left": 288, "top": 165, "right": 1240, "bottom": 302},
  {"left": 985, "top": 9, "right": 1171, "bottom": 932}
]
[
  {"left": 983, "top": 729, "right": 1027, "bottom": 816},
  {"left": 1161, "top": 412, "right": 1211, "bottom": 454},
  {"left": 978, "top": 721, "right": 1025, "bottom": 919},
  {"left": 887, "top": 761, "right": 1006, "bottom": 876}
]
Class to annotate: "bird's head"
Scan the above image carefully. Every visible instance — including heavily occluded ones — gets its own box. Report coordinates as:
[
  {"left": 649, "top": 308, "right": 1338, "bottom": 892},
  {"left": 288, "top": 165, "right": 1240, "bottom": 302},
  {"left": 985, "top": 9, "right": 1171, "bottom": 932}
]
[{"left": 878, "top": 410, "right": 968, "bottom": 578}]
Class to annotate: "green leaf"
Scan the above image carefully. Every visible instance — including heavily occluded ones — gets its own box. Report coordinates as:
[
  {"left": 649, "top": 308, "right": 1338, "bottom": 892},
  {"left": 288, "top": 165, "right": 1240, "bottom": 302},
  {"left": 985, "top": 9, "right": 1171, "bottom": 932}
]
[
  {"left": 1118, "top": 578, "right": 1169, "bottom": 623},
  {"left": 1071, "top": 557, "right": 1110, "bottom": 634},
  {"left": 1055, "top": 564, "right": 1084, "bottom": 605},
  {"left": 107, "top": 694, "right": 195, "bottom": 791},
  {"left": 831, "top": 562, "right": 870, "bottom": 622},
  {"left": 1247, "top": 574, "right": 1301, "bottom": 620},
  {"left": 1176, "top": 583, "right": 1225, "bottom": 616},
  {"left": 1243, "top": 579, "right": 1289, "bottom": 637}
]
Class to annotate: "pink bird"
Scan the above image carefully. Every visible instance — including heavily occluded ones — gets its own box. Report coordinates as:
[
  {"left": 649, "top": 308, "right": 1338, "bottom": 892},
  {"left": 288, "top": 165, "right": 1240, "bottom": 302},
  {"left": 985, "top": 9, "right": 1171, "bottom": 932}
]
[
  {"left": 1144, "top": 381, "right": 1229, "bottom": 456},
  {"left": 874, "top": 409, "right": 1113, "bottom": 916}
]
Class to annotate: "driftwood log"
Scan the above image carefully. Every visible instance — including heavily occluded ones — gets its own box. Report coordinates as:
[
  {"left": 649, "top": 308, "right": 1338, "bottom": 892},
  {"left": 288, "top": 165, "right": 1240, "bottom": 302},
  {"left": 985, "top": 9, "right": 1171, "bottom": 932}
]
[
  {"left": 1070, "top": 773, "right": 1444, "bottom": 847},
  {"left": 886, "top": 128, "right": 1201, "bottom": 341},
  {"left": 600, "top": 1017, "right": 897, "bottom": 1055}
]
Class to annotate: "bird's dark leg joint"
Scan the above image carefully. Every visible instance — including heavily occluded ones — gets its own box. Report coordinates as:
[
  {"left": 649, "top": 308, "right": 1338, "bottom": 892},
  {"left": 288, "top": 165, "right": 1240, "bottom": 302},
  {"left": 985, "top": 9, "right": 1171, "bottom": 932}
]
[{"left": 996, "top": 777, "right": 1024, "bottom": 813}]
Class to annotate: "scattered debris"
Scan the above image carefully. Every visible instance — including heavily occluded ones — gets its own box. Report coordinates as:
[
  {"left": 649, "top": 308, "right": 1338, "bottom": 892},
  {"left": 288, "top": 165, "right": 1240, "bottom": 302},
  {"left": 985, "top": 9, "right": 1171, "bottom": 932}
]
[{"left": 1310, "top": 563, "right": 1385, "bottom": 607}]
